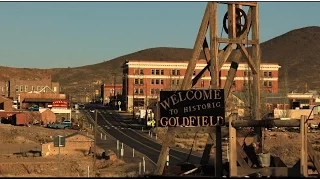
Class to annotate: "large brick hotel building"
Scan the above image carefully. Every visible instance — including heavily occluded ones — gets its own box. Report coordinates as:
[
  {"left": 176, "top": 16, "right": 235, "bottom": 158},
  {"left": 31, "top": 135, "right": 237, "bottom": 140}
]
[{"left": 122, "top": 59, "right": 281, "bottom": 110}]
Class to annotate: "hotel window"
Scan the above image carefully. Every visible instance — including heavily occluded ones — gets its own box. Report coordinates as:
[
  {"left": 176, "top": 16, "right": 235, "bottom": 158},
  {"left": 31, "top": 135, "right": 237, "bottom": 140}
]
[
  {"left": 151, "top": 79, "right": 155, "bottom": 84},
  {"left": 134, "top": 69, "right": 139, "bottom": 75},
  {"left": 176, "top": 80, "right": 180, "bottom": 85},
  {"left": 156, "top": 79, "right": 159, "bottom": 84},
  {"left": 25, "top": 85, "right": 28, "bottom": 92},
  {"left": 263, "top": 81, "right": 267, "bottom": 87},
  {"left": 134, "top": 88, "right": 139, "bottom": 94},
  {"left": 155, "top": 70, "right": 160, "bottom": 75},
  {"left": 156, "top": 89, "right": 160, "bottom": 94},
  {"left": 151, "top": 69, "right": 155, "bottom": 75},
  {"left": 171, "top": 80, "right": 175, "bottom": 85},
  {"left": 140, "top": 69, "right": 144, "bottom": 75},
  {"left": 15, "top": 85, "right": 19, "bottom": 92},
  {"left": 160, "top": 70, "right": 164, "bottom": 75},
  {"left": 151, "top": 89, "right": 155, "bottom": 95},
  {"left": 264, "top": 72, "right": 267, "bottom": 77},
  {"left": 268, "top": 72, "right": 272, "bottom": 77},
  {"left": 244, "top": 71, "right": 247, "bottom": 76},
  {"left": 160, "top": 79, "right": 164, "bottom": 84},
  {"left": 139, "top": 88, "right": 144, "bottom": 95},
  {"left": 139, "top": 79, "right": 144, "bottom": 85},
  {"left": 268, "top": 81, "right": 272, "bottom": 87},
  {"left": 20, "top": 85, "right": 23, "bottom": 92},
  {"left": 171, "top": 69, "right": 180, "bottom": 76},
  {"left": 134, "top": 79, "right": 139, "bottom": 84}
]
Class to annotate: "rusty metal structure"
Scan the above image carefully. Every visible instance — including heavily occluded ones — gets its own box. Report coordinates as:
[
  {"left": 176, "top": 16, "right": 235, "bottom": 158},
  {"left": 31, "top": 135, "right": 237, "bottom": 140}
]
[{"left": 155, "top": 1, "right": 261, "bottom": 176}]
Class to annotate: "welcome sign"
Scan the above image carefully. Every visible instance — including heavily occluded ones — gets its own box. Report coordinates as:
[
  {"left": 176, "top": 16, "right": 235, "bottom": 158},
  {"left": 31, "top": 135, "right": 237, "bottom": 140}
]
[{"left": 158, "top": 89, "right": 225, "bottom": 127}]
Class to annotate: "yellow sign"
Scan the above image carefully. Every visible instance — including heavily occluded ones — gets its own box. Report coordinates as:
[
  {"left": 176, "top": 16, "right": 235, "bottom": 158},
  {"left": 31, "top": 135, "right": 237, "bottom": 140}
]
[
  {"left": 151, "top": 119, "right": 156, "bottom": 128},
  {"left": 128, "top": 107, "right": 133, "bottom": 113}
]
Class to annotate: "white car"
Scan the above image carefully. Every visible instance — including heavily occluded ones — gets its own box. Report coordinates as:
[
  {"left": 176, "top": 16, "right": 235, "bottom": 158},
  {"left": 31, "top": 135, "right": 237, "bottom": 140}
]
[{"left": 90, "top": 110, "right": 95, "bottom": 113}]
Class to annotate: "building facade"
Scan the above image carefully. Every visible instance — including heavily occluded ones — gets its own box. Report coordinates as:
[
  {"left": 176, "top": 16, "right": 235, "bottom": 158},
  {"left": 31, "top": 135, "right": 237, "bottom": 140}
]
[
  {"left": 122, "top": 59, "right": 281, "bottom": 110},
  {"left": 8, "top": 77, "right": 60, "bottom": 101},
  {"left": 100, "top": 84, "right": 123, "bottom": 104}
]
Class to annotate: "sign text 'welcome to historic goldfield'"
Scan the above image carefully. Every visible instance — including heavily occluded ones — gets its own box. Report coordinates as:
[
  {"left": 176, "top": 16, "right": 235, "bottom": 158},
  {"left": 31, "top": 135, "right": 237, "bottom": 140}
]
[{"left": 159, "top": 89, "right": 225, "bottom": 127}]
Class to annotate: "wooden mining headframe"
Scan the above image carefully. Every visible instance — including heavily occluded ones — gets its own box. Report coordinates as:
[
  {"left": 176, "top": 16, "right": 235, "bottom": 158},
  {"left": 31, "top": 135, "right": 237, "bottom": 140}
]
[{"left": 154, "top": 1, "right": 261, "bottom": 176}]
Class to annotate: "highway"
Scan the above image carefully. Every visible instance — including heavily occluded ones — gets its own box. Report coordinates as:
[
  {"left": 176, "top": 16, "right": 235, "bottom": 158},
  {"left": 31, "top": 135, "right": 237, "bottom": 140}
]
[{"left": 82, "top": 106, "right": 203, "bottom": 167}]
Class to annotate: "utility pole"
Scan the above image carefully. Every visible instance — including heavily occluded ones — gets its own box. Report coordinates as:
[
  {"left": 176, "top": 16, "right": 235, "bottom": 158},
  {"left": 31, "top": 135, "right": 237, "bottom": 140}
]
[
  {"left": 112, "top": 73, "right": 117, "bottom": 109},
  {"left": 93, "top": 110, "right": 98, "bottom": 177}
]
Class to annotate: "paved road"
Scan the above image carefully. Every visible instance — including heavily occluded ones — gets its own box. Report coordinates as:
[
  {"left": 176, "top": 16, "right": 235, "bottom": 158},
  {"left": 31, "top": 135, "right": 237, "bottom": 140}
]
[{"left": 82, "top": 107, "right": 202, "bottom": 167}]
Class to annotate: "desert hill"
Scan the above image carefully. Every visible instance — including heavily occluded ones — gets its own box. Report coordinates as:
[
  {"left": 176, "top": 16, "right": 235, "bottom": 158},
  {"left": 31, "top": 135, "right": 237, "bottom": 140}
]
[{"left": 1, "top": 26, "right": 320, "bottom": 97}]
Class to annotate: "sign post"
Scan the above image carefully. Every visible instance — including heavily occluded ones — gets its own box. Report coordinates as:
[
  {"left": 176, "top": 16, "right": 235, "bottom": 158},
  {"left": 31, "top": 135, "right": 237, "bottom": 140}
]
[
  {"left": 54, "top": 135, "right": 66, "bottom": 177},
  {"left": 118, "top": 101, "right": 121, "bottom": 111}
]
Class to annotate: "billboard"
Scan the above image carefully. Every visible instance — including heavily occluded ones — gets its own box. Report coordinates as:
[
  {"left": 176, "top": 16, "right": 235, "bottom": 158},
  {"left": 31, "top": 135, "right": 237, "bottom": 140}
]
[{"left": 159, "top": 89, "right": 225, "bottom": 127}]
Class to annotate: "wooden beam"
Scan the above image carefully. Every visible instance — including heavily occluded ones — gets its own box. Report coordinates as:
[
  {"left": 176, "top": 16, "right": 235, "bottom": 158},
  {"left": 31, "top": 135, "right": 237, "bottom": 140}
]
[
  {"left": 210, "top": 2, "right": 219, "bottom": 89},
  {"left": 217, "top": 38, "right": 257, "bottom": 44},
  {"left": 203, "top": 38, "right": 211, "bottom": 66},
  {"left": 251, "top": 3, "right": 262, "bottom": 147},
  {"left": 218, "top": 43, "right": 234, "bottom": 70},
  {"left": 181, "top": 3, "right": 210, "bottom": 90},
  {"left": 209, "top": 2, "right": 223, "bottom": 177},
  {"left": 300, "top": 115, "right": 308, "bottom": 177},
  {"left": 154, "top": 130, "right": 175, "bottom": 175},
  {"left": 218, "top": 1, "right": 258, "bottom": 7},
  {"left": 193, "top": 45, "right": 232, "bottom": 86},
  {"left": 239, "top": 44, "right": 257, "bottom": 74},
  {"left": 157, "top": 3, "right": 211, "bottom": 175},
  {"left": 231, "top": 119, "right": 301, "bottom": 128},
  {"left": 229, "top": 114, "right": 237, "bottom": 177},
  {"left": 223, "top": 7, "right": 252, "bottom": 100},
  {"left": 307, "top": 140, "right": 320, "bottom": 173}
]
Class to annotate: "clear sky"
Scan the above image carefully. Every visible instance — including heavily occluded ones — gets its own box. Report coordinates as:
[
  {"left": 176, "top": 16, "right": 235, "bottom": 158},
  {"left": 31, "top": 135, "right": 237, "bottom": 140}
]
[{"left": 0, "top": 1, "right": 319, "bottom": 69}]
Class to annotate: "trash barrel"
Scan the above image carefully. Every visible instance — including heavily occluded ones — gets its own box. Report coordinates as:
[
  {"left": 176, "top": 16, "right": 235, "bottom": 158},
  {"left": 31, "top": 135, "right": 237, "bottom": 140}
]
[{"left": 257, "top": 153, "right": 270, "bottom": 167}]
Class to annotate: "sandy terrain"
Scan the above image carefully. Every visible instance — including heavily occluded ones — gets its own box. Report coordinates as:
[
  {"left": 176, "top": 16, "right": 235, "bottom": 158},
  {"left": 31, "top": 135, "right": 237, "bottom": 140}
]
[
  {"left": 0, "top": 123, "right": 145, "bottom": 177},
  {"left": 154, "top": 127, "right": 320, "bottom": 167}
]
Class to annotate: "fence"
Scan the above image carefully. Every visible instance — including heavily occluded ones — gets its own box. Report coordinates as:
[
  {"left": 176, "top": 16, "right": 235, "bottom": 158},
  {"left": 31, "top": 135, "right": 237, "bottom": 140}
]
[{"left": 84, "top": 111, "right": 156, "bottom": 176}]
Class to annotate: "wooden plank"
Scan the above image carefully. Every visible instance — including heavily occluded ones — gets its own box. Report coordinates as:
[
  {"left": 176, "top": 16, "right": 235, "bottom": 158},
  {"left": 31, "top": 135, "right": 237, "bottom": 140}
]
[
  {"left": 307, "top": 140, "right": 320, "bottom": 173},
  {"left": 181, "top": 3, "right": 210, "bottom": 90},
  {"left": 239, "top": 44, "right": 257, "bottom": 74},
  {"left": 231, "top": 119, "right": 301, "bottom": 128},
  {"left": 236, "top": 141, "right": 253, "bottom": 167},
  {"left": 217, "top": 38, "right": 258, "bottom": 44},
  {"left": 229, "top": 114, "right": 237, "bottom": 177},
  {"left": 300, "top": 115, "right": 308, "bottom": 177},
  {"left": 218, "top": 1, "right": 258, "bottom": 7}
]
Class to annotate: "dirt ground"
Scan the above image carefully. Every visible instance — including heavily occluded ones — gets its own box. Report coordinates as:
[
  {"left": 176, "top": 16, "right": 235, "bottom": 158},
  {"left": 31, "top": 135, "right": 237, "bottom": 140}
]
[
  {"left": 0, "top": 122, "right": 142, "bottom": 177},
  {"left": 154, "top": 127, "right": 320, "bottom": 167}
]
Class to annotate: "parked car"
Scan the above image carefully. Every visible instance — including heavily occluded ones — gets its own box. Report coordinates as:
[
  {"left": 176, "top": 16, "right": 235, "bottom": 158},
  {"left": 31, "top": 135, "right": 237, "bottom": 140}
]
[
  {"left": 47, "top": 123, "right": 67, "bottom": 129},
  {"left": 28, "top": 105, "right": 39, "bottom": 111},
  {"left": 62, "top": 120, "right": 72, "bottom": 128}
]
